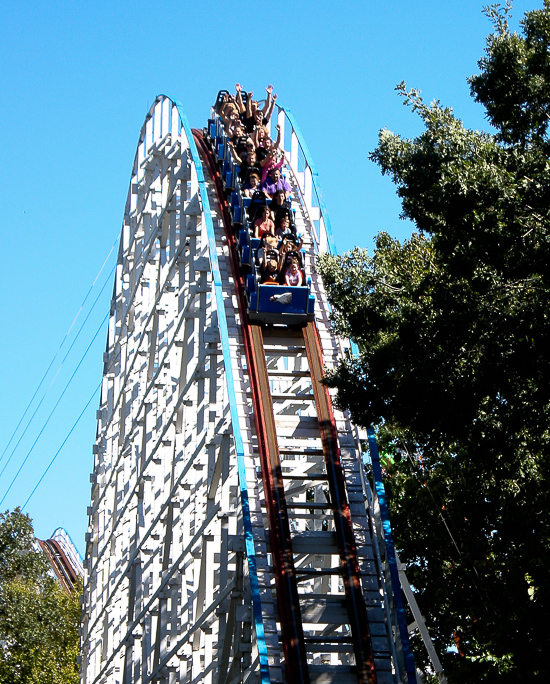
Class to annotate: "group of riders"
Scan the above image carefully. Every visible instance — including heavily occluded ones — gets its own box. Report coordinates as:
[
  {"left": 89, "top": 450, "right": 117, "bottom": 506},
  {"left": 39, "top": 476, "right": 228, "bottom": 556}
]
[{"left": 217, "top": 84, "right": 305, "bottom": 288}]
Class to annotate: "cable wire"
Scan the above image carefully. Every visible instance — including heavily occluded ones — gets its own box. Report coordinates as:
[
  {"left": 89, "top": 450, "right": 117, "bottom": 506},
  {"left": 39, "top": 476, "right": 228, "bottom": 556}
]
[
  {"left": 0, "top": 262, "right": 115, "bottom": 480},
  {"left": 22, "top": 380, "right": 102, "bottom": 510},
  {"left": 0, "top": 235, "right": 117, "bottom": 469},
  {"left": 0, "top": 311, "right": 109, "bottom": 506},
  {"left": 403, "top": 445, "right": 494, "bottom": 616}
]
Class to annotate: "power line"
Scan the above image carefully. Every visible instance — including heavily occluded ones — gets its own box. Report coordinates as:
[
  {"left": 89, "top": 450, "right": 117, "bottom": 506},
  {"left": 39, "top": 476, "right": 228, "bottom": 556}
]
[
  {"left": 22, "top": 381, "right": 102, "bottom": 511},
  {"left": 0, "top": 235, "right": 117, "bottom": 470},
  {"left": 0, "top": 311, "right": 109, "bottom": 506},
  {"left": 403, "top": 446, "right": 494, "bottom": 616},
  {"left": 0, "top": 262, "right": 115, "bottom": 480}
]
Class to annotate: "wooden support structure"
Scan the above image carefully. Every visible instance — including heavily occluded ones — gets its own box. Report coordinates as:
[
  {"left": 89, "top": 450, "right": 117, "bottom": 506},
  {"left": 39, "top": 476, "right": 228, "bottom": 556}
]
[{"left": 82, "top": 96, "right": 419, "bottom": 684}]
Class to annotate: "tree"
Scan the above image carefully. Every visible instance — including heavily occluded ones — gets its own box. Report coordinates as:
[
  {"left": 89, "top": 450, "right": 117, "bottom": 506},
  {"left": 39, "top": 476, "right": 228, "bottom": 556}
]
[
  {"left": 0, "top": 509, "right": 81, "bottom": 684},
  {"left": 317, "top": 2, "right": 550, "bottom": 681}
]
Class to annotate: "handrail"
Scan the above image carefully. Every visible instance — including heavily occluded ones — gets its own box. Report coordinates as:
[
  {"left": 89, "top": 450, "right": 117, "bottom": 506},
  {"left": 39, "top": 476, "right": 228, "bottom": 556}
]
[
  {"left": 303, "top": 322, "right": 378, "bottom": 684},
  {"left": 367, "top": 427, "right": 417, "bottom": 684},
  {"left": 271, "top": 105, "right": 337, "bottom": 256}
]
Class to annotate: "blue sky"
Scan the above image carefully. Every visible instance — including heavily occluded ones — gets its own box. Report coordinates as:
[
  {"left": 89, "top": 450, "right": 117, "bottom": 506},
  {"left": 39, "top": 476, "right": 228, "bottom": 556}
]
[{"left": 0, "top": 0, "right": 536, "bottom": 552}]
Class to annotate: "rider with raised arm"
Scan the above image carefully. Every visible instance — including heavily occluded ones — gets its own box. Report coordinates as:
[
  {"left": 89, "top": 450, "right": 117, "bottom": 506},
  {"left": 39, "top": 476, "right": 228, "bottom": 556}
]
[
  {"left": 242, "top": 85, "right": 276, "bottom": 133},
  {"left": 263, "top": 85, "right": 277, "bottom": 125},
  {"left": 228, "top": 121, "right": 252, "bottom": 160},
  {"left": 234, "top": 83, "right": 246, "bottom": 117},
  {"left": 257, "top": 125, "right": 282, "bottom": 168}
]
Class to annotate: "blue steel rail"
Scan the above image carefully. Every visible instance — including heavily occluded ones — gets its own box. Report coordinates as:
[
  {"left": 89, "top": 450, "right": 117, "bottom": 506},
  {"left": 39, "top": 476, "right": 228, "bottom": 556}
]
[
  {"left": 368, "top": 429, "right": 417, "bottom": 684},
  {"left": 272, "top": 105, "right": 337, "bottom": 256},
  {"left": 170, "top": 97, "right": 272, "bottom": 684}
]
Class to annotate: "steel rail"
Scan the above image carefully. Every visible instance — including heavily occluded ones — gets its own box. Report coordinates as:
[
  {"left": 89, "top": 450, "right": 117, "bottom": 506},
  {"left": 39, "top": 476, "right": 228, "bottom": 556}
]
[
  {"left": 38, "top": 538, "right": 77, "bottom": 593},
  {"left": 248, "top": 324, "right": 310, "bottom": 684},
  {"left": 303, "top": 321, "right": 378, "bottom": 684}
]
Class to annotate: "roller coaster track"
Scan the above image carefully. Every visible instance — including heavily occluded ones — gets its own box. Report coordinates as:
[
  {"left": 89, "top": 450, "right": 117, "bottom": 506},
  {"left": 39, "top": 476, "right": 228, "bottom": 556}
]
[
  {"left": 39, "top": 537, "right": 79, "bottom": 593},
  {"left": 194, "top": 129, "right": 380, "bottom": 684},
  {"left": 81, "top": 95, "right": 423, "bottom": 684}
]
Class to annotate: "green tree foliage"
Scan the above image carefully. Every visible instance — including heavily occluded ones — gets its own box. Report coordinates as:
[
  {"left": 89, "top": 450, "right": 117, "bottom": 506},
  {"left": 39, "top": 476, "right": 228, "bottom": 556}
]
[
  {"left": 0, "top": 509, "right": 81, "bottom": 684},
  {"left": 317, "top": 2, "right": 550, "bottom": 681}
]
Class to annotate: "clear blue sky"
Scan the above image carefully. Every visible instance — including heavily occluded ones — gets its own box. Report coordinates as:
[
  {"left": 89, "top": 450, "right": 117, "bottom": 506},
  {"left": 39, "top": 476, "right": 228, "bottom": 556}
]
[{"left": 0, "top": 0, "right": 536, "bottom": 552}]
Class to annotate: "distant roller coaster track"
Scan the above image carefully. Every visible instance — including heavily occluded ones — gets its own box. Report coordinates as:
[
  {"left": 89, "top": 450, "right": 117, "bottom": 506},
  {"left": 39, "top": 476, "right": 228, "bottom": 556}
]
[
  {"left": 81, "top": 94, "right": 439, "bottom": 684},
  {"left": 39, "top": 526, "right": 84, "bottom": 593}
]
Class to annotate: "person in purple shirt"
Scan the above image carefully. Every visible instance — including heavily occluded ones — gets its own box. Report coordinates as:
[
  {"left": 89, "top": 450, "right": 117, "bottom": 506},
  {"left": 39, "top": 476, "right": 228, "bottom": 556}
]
[{"left": 261, "top": 167, "right": 291, "bottom": 199}]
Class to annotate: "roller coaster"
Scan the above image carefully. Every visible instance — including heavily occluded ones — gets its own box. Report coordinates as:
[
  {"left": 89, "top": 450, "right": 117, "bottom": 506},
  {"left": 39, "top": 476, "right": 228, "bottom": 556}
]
[
  {"left": 81, "top": 93, "right": 444, "bottom": 684},
  {"left": 38, "top": 527, "right": 84, "bottom": 594}
]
